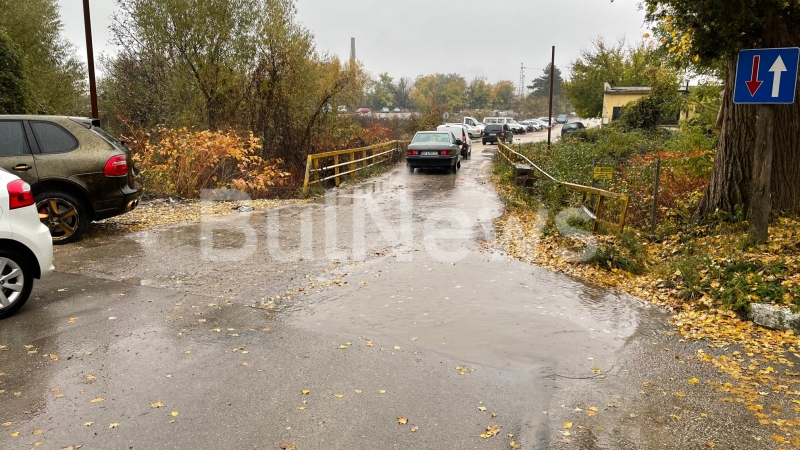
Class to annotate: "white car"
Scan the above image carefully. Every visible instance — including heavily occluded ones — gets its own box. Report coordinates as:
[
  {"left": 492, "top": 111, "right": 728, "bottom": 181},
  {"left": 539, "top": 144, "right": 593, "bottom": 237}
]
[{"left": 0, "top": 168, "right": 54, "bottom": 319}]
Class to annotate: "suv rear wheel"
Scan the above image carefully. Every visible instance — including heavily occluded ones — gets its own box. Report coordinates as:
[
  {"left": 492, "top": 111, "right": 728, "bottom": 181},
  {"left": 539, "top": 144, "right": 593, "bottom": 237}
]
[
  {"left": 0, "top": 250, "right": 33, "bottom": 319},
  {"left": 36, "top": 191, "right": 88, "bottom": 245}
]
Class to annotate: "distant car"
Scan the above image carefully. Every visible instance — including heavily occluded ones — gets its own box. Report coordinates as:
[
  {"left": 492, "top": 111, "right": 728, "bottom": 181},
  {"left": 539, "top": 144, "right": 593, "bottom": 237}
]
[
  {"left": 0, "top": 168, "right": 54, "bottom": 319},
  {"left": 536, "top": 117, "right": 553, "bottom": 127},
  {"left": 337, "top": 105, "right": 347, "bottom": 113},
  {"left": 519, "top": 121, "right": 538, "bottom": 132},
  {"left": 556, "top": 114, "right": 568, "bottom": 124},
  {"left": 560, "top": 122, "right": 586, "bottom": 136},
  {"left": 0, "top": 115, "right": 143, "bottom": 244},
  {"left": 381, "top": 107, "right": 390, "bottom": 113},
  {"left": 437, "top": 124, "right": 472, "bottom": 160},
  {"left": 407, "top": 131, "right": 463, "bottom": 173},
  {"left": 393, "top": 107, "right": 401, "bottom": 112},
  {"left": 533, "top": 119, "right": 550, "bottom": 129},
  {"left": 481, "top": 124, "right": 513, "bottom": 145},
  {"left": 356, "top": 108, "right": 371, "bottom": 114}
]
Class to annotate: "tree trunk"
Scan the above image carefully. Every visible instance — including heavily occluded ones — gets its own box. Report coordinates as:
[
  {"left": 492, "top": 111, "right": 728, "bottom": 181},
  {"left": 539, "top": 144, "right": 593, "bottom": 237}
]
[
  {"left": 748, "top": 104, "right": 775, "bottom": 244},
  {"left": 694, "top": 58, "right": 756, "bottom": 219},
  {"left": 695, "top": 32, "right": 800, "bottom": 221}
]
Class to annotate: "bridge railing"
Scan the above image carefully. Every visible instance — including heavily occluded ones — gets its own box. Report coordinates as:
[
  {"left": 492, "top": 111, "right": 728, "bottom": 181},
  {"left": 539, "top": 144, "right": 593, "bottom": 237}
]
[
  {"left": 303, "top": 140, "right": 410, "bottom": 191},
  {"left": 496, "top": 142, "right": 629, "bottom": 232}
]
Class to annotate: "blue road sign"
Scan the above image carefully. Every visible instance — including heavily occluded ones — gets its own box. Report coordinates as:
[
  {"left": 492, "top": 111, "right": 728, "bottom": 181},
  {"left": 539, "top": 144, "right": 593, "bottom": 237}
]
[{"left": 733, "top": 48, "right": 800, "bottom": 104}]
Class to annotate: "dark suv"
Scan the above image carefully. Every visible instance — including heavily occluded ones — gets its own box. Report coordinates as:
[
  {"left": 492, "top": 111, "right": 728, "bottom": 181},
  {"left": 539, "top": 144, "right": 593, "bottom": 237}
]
[
  {"left": 560, "top": 122, "right": 586, "bottom": 136},
  {"left": 0, "top": 116, "right": 143, "bottom": 244},
  {"left": 481, "top": 124, "right": 513, "bottom": 145}
]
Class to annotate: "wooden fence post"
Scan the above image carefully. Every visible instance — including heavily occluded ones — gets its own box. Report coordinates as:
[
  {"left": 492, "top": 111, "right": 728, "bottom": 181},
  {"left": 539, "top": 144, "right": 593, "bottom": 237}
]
[{"left": 334, "top": 154, "right": 340, "bottom": 187}]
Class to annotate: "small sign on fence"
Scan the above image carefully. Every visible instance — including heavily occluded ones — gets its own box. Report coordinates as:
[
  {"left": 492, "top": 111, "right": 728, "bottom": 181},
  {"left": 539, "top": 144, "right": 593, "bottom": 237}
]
[{"left": 593, "top": 166, "right": 613, "bottom": 180}]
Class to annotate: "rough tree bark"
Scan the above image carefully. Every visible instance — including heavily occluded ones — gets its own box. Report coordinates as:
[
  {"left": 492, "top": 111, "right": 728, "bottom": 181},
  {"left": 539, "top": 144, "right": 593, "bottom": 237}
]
[
  {"left": 694, "top": 58, "right": 756, "bottom": 219},
  {"left": 748, "top": 104, "right": 774, "bottom": 243},
  {"left": 695, "top": 36, "right": 800, "bottom": 221}
]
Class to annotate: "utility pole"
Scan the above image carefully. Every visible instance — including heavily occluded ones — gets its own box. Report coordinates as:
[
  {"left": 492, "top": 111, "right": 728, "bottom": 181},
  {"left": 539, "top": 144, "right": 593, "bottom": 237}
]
[
  {"left": 82, "top": 0, "right": 99, "bottom": 120},
  {"left": 547, "top": 46, "right": 555, "bottom": 149},
  {"left": 518, "top": 63, "right": 525, "bottom": 98}
]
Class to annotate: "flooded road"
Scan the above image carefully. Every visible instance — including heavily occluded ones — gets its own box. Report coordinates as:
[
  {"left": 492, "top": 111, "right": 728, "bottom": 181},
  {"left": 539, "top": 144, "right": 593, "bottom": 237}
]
[{"left": 0, "top": 139, "right": 776, "bottom": 449}]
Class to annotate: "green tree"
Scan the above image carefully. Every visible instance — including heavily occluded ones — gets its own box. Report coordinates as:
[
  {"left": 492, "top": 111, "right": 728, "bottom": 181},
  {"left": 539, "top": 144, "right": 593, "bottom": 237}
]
[
  {"left": 392, "top": 77, "right": 411, "bottom": 110},
  {"left": 366, "top": 72, "right": 395, "bottom": 108},
  {"left": 467, "top": 76, "right": 491, "bottom": 109},
  {"left": 0, "top": 0, "right": 85, "bottom": 114},
  {"left": 643, "top": 0, "right": 800, "bottom": 242},
  {"left": 617, "top": 68, "right": 681, "bottom": 129},
  {"left": 113, "top": 0, "right": 260, "bottom": 129},
  {"left": 563, "top": 39, "right": 664, "bottom": 118},
  {"left": 528, "top": 63, "right": 564, "bottom": 99},
  {"left": 0, "top": 31, "right": 30, "bottom": 113}
]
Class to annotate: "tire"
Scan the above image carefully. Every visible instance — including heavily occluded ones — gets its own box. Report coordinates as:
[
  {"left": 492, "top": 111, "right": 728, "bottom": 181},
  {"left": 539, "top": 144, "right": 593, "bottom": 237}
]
[
  {"left": 408, "top": 165, "right": 415, "bottom": 174},
  {"left": 0, "top": 250, "right": 34, "bottom": 319},
  {"left": 35, "top": 191, "right": 89, "bottom": 245},
  {"left": 482, "top": 140, "right": 486, "bottom": 145}
]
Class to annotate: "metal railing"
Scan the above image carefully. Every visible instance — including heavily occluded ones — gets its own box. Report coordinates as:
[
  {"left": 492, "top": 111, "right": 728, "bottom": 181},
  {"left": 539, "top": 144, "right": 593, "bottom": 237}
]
[
  {"left": 303, "top": 140, "right": 409, "bottom": 191},
  {"left": 496, "top": 142, "right": 629, "bottom": 232}
]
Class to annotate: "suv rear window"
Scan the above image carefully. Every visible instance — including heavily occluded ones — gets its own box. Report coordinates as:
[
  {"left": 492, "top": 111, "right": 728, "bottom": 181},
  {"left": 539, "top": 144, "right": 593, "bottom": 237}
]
[
  {"left": 485, "top": 124, "right": 503, "bottom": 132},
  {"left": 0, "top": 121, "right": 28, "bottom": 156},
  {"left": 31, "top": 121, "right": 79, "bottom": 154}
]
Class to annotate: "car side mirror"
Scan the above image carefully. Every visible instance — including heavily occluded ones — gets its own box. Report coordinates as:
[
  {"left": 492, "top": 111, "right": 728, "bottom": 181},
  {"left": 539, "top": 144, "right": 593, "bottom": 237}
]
[{"left": 455, "top": 139, "right": 463, "bottom": 146}]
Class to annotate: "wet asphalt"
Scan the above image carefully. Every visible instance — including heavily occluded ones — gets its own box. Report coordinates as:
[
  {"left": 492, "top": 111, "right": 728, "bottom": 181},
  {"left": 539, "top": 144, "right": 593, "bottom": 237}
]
[{"left": 0, "top": 128, "right": 781, "bottom": 449}]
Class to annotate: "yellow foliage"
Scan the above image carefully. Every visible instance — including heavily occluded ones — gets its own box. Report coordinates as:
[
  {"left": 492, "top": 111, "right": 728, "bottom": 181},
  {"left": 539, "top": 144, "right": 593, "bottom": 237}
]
[{"left": 125, "top": 127, "right": 290, "bottom": 199}]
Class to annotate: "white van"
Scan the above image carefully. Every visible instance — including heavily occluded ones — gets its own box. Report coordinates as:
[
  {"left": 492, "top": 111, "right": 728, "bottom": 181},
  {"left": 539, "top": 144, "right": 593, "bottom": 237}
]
[{"left": 437, "top": 124, "right": 472, "bottom": 160}]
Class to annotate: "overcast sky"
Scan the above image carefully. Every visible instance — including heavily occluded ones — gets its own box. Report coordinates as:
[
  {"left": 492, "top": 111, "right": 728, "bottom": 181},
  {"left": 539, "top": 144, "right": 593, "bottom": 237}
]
[{"left": 56, "top": 0, "right": 649, "bottom": 84}]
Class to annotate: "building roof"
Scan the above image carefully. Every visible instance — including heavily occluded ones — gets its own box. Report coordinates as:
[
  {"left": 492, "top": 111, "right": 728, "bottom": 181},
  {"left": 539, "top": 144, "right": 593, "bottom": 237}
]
[
  {"left": 603, "top": 82, "right": 652, "bottom": 94},
  {"left": 603, "top": 82, "right": 691, "bottom": 95}
]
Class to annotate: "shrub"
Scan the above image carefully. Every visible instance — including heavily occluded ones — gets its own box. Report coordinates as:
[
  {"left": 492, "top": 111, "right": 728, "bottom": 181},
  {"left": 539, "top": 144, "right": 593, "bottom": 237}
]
[{"left": 123, "top": 127, "right": 290, "bottom": 199}]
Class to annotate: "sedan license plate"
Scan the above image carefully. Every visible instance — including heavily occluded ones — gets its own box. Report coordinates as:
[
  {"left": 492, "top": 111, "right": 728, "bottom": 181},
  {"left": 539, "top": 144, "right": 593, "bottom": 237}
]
[{"left": 421, "top": 151, "right": 438, "bottom": 156}]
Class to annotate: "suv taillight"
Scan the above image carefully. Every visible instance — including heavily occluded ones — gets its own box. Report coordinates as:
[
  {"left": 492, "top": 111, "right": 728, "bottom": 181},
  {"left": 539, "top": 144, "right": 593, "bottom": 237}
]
[
  {"left": 104, "top": 155, "right": 128, "bottom": 177},
  {"left": 7, "top": 180, "right": 34, "bottom": 210}
]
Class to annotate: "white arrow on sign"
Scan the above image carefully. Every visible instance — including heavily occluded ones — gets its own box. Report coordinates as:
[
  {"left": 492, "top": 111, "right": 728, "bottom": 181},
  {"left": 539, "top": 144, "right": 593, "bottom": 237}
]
[{"left": 770, "top": 55, "right": 788, "bottom": 98}]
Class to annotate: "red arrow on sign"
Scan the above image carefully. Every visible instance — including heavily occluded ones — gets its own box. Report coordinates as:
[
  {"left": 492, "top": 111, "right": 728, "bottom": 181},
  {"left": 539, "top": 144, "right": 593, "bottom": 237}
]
[{"left": 746, "top": 55, "right": 763, "bottom": 96}]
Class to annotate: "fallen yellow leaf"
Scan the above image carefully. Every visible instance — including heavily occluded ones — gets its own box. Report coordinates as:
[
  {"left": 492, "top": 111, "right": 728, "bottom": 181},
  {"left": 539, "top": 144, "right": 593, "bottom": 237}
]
[
  {"left": 334, "top": 394, "right": 344, "bottom": 398},
  {"left": 109, "top": 423, "right": 120, "bottom": 429},
  {"left": 84, "top": 422, "right": 93, "bottom": 427},
  {"left": 479, "top": 424, "right": 500, "bottom": 439},
  {"left": 564, "top": 422, "right": 573, "bottom": 429},
  {"left": 171, "top": 411, "right": 179, "bottom": 417},
  {"left": 90, "top": 397, "right": 105, "bottom": 403},
  {"left": 688, "top": 377, "right": 699, "bottom": 385},
  {"left": 301, "top": 390, "right": 310, "bottom": 395},
  {"left": 398, "top": 417, "right": 408, "bottom": 424},
  {"left": 151, "top": 401, "right": 164, "bottom": 408}
]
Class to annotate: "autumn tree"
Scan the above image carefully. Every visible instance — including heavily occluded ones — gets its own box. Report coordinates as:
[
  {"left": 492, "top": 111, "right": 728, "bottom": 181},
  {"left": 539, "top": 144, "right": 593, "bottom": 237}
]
[
  {"left": 0, "top": 0, "right": 85, "bottom": 114},
  {"left": 410, "top": 73, "right": 466, "bottom": 112},
  {"left": 644, "top": 0, "right": 800, "bottom": 242},
  {"left": 492, "top": 81, "right": 516, "bottom": 111}
]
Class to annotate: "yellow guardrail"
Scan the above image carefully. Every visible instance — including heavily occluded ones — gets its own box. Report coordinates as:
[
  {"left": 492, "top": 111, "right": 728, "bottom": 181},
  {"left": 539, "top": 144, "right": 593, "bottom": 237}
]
[
  {"left": 303, "top": 140, "right": 410, "bottom": 191},
  {"left": 496, "top": 142, "right": 629, "bottom": 232}
]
